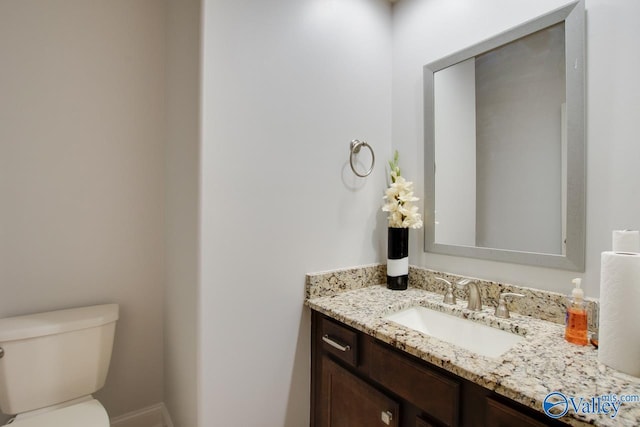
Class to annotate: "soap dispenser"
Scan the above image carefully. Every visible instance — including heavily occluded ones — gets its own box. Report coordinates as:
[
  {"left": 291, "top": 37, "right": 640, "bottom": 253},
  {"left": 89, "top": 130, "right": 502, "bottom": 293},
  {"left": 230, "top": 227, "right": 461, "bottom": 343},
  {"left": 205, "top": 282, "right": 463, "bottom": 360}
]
[{"left": 565, "top": 278, "right": 588, "bottom": 345}]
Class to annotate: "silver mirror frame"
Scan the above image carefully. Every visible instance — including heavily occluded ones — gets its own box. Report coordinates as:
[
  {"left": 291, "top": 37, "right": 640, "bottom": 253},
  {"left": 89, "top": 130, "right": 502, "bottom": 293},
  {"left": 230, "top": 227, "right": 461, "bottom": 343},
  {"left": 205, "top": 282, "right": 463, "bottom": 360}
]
[{"left": 424, "top": 0, "right": 585, "bottom": 271}]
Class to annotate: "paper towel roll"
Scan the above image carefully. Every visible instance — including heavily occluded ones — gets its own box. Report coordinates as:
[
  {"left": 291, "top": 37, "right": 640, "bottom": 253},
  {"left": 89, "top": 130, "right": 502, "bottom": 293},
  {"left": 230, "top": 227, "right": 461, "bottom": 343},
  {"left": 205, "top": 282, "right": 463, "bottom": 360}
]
[
  {"left": 598, "top": 251, "right": 640, "bottom": 377},
  {"left": 612, "top": 230, "right": 640, "bottom": 253}
]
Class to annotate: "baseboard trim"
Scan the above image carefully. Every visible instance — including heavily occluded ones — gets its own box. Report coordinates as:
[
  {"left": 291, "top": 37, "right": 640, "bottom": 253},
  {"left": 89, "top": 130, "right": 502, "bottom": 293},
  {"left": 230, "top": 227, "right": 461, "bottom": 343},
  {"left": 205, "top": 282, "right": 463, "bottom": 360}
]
[
  {"left": 110, "top": 403, "right": 174, "bottom": 427},
  {"left": 162, "top": 404, "right": 175, "bottom": 427}
]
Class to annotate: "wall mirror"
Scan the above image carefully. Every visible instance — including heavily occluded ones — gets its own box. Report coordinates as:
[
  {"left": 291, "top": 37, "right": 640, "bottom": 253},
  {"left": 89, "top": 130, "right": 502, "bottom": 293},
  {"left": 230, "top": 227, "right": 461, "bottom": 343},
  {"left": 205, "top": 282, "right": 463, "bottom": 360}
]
[{"left": 423, "top": 0, "right": 585, "bottom": 271}]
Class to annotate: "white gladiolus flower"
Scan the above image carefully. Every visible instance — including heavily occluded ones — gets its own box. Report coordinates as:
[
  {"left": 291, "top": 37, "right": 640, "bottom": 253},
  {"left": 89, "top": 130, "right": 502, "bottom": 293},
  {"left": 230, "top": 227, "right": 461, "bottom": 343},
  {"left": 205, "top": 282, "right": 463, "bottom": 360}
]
[{"left": 382, "top": 153, "right": 423, "bottom": 229}]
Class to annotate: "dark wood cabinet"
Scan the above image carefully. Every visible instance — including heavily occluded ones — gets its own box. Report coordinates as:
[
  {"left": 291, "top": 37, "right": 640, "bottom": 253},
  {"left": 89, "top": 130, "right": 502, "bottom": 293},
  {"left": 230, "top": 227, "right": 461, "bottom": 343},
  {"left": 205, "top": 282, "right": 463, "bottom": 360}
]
[
  {"left": 369, "top": 340, "right": 460, "bottom": 427},
  {"left": 485, "top": 397, "right": 549, "bottom": 427},
  {"left": 311, "top": 310, "right": 568, "bottom": 427},
  {"left": 320, "top": 356, "right": 399, "bottom": 427},
  {"left": 416, "top": 416, "right": 437, "bottom": 427}
]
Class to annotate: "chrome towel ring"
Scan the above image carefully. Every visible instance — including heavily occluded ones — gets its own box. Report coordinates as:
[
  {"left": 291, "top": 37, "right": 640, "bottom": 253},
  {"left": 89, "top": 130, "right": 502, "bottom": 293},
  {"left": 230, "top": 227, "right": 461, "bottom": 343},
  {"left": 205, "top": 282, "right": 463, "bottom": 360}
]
[{"left": 349, "top": 139, "right": 375, "bottom": 177}]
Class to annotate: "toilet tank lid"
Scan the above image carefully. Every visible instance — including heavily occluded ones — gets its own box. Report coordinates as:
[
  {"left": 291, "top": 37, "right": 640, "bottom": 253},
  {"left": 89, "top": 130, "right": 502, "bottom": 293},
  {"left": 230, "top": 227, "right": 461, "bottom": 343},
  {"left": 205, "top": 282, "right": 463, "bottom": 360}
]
[{"left": 0, "top": 304, "right": 119, "bottom": 342}]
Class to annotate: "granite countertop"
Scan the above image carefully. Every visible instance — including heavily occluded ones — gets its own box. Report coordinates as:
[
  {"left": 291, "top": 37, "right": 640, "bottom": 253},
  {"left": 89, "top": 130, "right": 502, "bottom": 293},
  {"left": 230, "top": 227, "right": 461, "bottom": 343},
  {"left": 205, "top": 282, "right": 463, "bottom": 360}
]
[{"left": 305, "top": 272, "right": 640, "bottom": 427}]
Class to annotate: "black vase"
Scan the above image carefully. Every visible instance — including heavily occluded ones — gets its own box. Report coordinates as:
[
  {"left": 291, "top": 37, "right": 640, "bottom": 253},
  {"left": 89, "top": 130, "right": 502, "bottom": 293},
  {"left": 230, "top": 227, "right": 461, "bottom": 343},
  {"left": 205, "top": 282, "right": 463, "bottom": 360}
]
[{"left": 387, "top": 227, "right": 409, "bottom": 290}]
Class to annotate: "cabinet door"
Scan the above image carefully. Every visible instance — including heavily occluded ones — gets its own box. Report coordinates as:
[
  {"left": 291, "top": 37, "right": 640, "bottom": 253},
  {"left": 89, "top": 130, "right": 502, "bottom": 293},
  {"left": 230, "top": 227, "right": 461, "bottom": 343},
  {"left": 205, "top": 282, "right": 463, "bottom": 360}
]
[
  {"left": 485, "top": 397, "right": 549, "bottom": 427},
  {"left": 369, "top": 341, "right": 459, "bottom": 427},
  {"left": 320, "top": 356, "right": 399, "bottom": 427}
]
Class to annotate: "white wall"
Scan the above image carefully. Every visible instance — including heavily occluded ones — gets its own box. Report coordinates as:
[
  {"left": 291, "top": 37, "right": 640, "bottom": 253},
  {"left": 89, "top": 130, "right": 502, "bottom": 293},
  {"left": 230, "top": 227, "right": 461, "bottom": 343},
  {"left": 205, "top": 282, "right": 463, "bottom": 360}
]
[
  {"left": 164, "top": 0, "right": 200, "bottom": 426},
  {"left": 393, "top": 0, "right": 640, "bottom": 298},
  {"left": 200, "top": 0, "right": 392, "bottom": 425},
  {"left": 0, "top": 0, "right": 166, "bottom": 422}
]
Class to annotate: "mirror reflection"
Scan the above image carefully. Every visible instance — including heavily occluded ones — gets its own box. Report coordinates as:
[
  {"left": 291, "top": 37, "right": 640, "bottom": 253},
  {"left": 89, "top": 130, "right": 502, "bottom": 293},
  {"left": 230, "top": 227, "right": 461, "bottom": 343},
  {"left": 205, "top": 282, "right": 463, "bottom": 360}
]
[{"left": 434, "top": 23, "right": 565, "bottom": 255}]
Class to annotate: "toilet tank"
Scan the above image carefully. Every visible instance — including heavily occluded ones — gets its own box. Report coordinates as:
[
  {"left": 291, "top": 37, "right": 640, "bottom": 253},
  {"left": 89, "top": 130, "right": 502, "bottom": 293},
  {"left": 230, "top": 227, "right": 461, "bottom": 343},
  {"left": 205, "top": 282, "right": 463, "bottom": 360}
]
[{"left": 0, "top": 304, "right": 119, "bottom": 415}]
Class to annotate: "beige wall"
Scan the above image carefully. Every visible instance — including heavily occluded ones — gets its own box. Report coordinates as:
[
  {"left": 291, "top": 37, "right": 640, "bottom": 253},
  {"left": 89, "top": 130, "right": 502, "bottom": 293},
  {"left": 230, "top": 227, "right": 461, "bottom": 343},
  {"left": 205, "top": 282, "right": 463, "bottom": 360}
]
[
  {"left": 0, "top": 0, "right": 166, "bottom": 421},
  {"left": 164, "top": 0, "right": 200, "bottom": 425}
]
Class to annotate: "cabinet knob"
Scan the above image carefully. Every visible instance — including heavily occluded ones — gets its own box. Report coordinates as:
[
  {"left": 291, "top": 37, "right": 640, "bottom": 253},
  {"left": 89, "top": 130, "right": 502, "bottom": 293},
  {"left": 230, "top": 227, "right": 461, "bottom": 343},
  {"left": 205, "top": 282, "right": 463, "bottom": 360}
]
[{"left": 381, "top": 410, "right": 393, "bottom": 425}]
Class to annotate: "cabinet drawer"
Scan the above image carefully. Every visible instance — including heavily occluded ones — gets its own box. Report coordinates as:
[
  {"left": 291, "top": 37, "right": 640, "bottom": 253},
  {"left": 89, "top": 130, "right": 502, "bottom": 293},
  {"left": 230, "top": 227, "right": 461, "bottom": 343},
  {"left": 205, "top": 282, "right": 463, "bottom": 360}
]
[
  {"left": 485, "top": 397, "right": 548, "bottom": 427},
  {"left": 320, "top": 317, "right": 358, "bottom": 367},
  {"left": 370, "top": 342, "right": 460, "bottom": 427}
]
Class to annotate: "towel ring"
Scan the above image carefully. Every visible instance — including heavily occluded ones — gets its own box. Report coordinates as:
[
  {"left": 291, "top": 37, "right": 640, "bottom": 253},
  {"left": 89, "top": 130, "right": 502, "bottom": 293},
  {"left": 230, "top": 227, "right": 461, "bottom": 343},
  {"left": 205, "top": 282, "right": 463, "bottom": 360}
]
[{"left": 349, "top": 139, "right": 375, "bottom": 177}]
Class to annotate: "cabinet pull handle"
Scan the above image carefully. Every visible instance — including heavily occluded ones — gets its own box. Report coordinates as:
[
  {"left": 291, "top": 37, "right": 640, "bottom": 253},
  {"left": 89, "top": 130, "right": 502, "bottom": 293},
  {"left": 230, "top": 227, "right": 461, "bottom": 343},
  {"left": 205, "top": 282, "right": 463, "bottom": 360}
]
[{"left": 322, "top": 334, "right": 350, "bottom": 352}]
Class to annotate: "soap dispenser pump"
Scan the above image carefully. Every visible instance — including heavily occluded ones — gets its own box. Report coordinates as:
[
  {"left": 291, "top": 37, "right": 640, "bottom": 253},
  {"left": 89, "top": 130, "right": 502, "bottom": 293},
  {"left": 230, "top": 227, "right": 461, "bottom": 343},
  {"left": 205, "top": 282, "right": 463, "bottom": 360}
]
[{"left": 565, "top": 278, "right": 588, "bottom": 345}]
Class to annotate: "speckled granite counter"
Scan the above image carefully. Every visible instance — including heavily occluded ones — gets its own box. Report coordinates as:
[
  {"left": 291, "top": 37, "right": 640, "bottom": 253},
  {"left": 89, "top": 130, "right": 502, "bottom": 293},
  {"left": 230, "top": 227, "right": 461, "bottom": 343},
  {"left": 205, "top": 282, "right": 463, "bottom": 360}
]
[{"left": 305, "top": 265, "right": 640, "bottom": 427}]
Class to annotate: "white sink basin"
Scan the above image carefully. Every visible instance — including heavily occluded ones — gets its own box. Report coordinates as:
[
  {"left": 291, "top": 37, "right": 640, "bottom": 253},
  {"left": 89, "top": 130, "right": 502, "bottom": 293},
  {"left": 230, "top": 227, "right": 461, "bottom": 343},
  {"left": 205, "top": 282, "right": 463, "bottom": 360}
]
[{"left": 384, "top": 306, "right": 524, "bottom": 358}]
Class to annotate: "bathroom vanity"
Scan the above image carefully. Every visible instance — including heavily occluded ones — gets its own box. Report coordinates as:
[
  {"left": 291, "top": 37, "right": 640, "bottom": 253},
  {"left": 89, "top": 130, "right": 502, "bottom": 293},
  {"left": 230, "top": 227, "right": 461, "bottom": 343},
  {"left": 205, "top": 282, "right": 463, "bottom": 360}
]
[
  {"left": 311, "top": 311, "right": 565, "bottom": 427},
  {"left": 306, "top": 265, "right": 640, "bottom": 427}
]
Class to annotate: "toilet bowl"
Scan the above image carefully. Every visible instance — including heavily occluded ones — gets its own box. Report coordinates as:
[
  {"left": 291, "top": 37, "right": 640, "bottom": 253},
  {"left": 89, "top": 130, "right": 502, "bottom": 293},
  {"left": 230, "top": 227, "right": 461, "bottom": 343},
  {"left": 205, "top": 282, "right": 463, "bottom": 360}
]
[{"left": 0, "top": 304, "right": 119, "bottom": 426}]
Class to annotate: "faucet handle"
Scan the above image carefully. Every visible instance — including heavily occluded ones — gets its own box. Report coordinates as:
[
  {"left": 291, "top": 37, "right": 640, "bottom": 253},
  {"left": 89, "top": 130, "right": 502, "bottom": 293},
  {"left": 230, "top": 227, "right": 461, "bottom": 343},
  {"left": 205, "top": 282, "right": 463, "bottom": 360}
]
[
  {"left": 435, "top": 277, "right": 456, "bottom": 304},
  {"left": 495, "top": 292, "right": 525, "bottom": 319}
]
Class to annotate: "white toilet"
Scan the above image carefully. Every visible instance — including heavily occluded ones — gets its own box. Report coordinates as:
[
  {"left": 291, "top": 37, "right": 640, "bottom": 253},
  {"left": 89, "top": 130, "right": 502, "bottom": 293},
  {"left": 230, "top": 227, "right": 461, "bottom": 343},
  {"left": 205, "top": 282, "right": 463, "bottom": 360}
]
[{"left": 0, "top": 304, "right": 119, "bottom": 426}]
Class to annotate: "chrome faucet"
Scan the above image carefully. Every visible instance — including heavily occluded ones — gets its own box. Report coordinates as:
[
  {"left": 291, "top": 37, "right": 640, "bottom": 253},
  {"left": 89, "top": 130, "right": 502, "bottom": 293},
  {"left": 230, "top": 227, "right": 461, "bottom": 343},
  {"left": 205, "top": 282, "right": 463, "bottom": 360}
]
[{"left": 456, "top": 279, "right": 482, "bottom": 311}]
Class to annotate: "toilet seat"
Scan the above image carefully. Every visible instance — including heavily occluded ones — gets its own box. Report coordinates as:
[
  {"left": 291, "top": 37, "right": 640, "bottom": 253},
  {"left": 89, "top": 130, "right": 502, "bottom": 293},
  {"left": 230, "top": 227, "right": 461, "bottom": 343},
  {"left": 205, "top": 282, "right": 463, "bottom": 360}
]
[{"left": 5, "top": 399, "right": 109, "bottom": 427}]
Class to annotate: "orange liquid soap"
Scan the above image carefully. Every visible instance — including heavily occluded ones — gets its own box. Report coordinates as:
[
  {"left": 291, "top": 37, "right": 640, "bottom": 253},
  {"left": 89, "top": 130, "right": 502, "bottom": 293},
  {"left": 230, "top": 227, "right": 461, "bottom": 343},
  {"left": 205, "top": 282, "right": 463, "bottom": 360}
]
[
  {"left": 565, "top": 306, "right": 588, "bottom": 345},
  {"left": 565, "top": 278, "right": 588, "bottom": 346}
]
